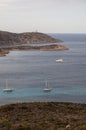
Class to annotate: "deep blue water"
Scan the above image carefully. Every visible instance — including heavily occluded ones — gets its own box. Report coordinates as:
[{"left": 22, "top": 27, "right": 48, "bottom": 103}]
[
  {"left": 0, "top": 33, "right": 86, "bottom": 105},
  {"left": 49, "top": 33, "right": 86, "bottom": 42}
]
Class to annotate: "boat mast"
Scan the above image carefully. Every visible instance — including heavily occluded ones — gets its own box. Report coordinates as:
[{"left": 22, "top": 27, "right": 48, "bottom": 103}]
[
  {"left": 6, "top": 79, "right": 8, "bottom": 88},
  {"left": 45, "top": 80, "right": 48, "bottom": 88}
]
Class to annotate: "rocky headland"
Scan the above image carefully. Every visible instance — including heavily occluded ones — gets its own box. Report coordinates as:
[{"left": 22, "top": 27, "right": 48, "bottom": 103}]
[{"left": 0, "top": 31, "right": 68, "bottom": 56}]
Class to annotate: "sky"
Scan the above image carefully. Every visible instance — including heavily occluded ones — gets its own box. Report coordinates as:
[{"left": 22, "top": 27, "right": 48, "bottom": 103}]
[{"left": 0, "top": 0, "right": 86, "bottom": 33}]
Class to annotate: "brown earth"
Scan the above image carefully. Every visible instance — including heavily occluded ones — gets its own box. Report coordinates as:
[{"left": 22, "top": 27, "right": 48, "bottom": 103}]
[
  {"left": 0, "top": 49, "right": 9, "bottom": 57},
  {"left": 0, "top": 102, "right": 86, "bottom": 130}
]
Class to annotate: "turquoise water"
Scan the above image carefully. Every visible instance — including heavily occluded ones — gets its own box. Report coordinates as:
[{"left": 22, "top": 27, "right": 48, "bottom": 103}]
[
  {"left": 0, "top": 85, "right": 86, "bottom": 105},
  {"left": 0, "top": 86, "right": 86, "bottom": 98}
]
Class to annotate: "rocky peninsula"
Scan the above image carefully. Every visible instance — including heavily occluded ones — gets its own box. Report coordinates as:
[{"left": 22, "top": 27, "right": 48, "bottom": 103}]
[{"left": 0, "top": 31, "right": 68, "bottom": 56}]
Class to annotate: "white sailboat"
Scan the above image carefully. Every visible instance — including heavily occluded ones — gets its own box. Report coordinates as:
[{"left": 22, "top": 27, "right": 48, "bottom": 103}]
[
  {"left": 3, "top": 80, "right": 13, "bottom": 92},
  {"left": 43, "top": 81, "right": 52, "bottom": 92}
]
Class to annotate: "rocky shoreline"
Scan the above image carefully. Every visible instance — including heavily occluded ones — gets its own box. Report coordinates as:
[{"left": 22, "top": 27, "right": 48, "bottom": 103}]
[
  {"left": 0, "top": 49, "right": 9, "bottom": 57},
  {"left": 0, "top": 102, "right": 86, "bottom": 130},
  {"left": 0, "top": 44, "right": 68, "bottom": 57},
  {"left": 0, "top": 31, "right": 68, "bottom": 57}
]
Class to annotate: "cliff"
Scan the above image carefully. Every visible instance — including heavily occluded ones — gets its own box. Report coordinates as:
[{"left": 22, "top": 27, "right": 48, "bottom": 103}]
[{"left": 0, "top": 31, "right": 62, "bottom": 46}]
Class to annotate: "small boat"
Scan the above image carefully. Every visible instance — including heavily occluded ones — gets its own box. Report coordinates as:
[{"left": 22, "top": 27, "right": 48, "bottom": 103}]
[
  {"left": 3, "top": 80, "right": 13, "bottom": 92},
  {"left": 3, "top": 88, "right": 13, "bottom": 92},
  {"left": 43, "top": 81, "right": 52, "bottom": 92},
  {"left": 56, "top": 59, "right": 63, "bottom": 62}
]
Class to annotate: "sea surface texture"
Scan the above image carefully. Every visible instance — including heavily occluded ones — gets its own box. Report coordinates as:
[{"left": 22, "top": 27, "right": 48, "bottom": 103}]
[{"left": 0, "top": 33, "right": 86, "bottom": 105}]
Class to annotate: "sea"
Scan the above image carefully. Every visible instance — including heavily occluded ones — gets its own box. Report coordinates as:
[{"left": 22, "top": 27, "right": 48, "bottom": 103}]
[{"left": 0, "top": 33, "right": 86, "bottom": 105}]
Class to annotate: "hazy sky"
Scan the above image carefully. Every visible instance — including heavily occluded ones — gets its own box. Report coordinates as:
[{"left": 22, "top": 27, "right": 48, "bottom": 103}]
[{"left": 0, "top": 0, "right": 86, "bottom": 33}]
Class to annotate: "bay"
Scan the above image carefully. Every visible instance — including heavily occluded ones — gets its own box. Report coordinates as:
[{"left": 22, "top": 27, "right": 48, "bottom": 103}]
[{"left": 0, "top": 34, "right": 86, "bottom": 105}]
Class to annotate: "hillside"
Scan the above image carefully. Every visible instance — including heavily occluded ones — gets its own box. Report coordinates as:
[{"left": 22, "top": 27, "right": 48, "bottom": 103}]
[
  {"left": 0, "top": 102, "right": 86, "bottom": 130},
  {"left": 0, "top": 31, "right": 62, "bottom": 46}
]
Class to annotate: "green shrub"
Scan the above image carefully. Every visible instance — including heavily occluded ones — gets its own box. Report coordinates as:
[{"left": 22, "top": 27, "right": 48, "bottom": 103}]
[{"left": 0, "top": 118, "right": 12, "bottom": 130}]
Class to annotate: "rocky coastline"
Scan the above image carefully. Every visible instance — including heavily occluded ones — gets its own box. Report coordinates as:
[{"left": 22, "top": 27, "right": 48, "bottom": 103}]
[
  {"left": 0, "top": 31, "right": 68, "bottom": 57},
  {"left": 0, "top": 44, "right": 68, "bottom": 57}
]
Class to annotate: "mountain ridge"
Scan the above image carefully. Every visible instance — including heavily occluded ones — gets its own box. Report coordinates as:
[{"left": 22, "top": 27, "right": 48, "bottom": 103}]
[{"left": 0, "top": 31, "right": 62, "bottom": 46}]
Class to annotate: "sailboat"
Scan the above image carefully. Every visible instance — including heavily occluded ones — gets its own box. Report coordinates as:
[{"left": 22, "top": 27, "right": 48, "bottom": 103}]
[
  {"left": 43, "top": 81, "right": 52, "bottom": 92},
  {"left": 3, "top": 80, "right": 13, "bottom": 92},
  {"left": 56, "top": 59, "right": 63, "bottom": 62}
]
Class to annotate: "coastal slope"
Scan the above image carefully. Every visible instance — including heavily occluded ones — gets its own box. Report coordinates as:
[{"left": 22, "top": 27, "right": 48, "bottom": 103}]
[
  {"left": 0, "top": 31, "right": 62, "bottom": 45},
  {"left": 0, "top": 102, "right": 86, "bottom": 130}
]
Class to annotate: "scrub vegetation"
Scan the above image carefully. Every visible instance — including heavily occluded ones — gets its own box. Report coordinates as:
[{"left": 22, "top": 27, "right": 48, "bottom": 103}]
[{"left": 0, "top": 102, "right": 86, "bottom": 130}]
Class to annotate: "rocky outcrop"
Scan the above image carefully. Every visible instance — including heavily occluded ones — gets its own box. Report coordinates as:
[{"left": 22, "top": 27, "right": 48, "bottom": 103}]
[
  {"left": 0, "top": 49, "right": 9, "bottom": 56},
  {"left": 0, "top": 31, "right": 62, "bottom": 46}
]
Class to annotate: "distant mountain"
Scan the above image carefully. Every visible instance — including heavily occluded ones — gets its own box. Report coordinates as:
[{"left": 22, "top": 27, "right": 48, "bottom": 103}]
[{"left": 0, "top": 31, "right": 62, "bottom": 46}]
